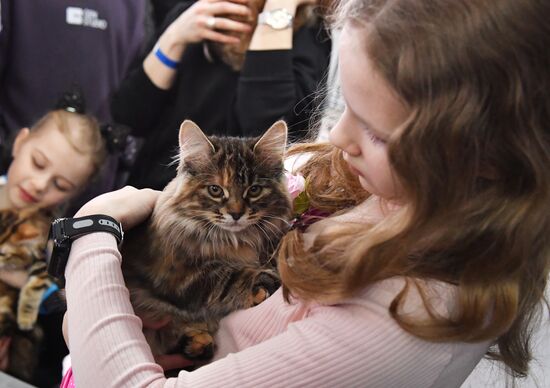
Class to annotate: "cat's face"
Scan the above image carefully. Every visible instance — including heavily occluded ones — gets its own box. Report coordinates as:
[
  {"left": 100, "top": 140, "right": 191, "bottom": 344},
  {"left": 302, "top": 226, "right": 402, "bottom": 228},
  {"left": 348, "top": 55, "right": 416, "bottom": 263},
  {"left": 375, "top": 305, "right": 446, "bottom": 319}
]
[{"left": 160, "top": 121, "right": 291, "bottom": 240}]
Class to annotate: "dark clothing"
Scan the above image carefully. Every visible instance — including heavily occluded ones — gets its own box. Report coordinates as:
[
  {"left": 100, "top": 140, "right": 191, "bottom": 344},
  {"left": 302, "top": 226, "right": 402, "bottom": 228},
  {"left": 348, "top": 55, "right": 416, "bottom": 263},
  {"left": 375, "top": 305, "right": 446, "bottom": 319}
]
[
  {"left": 151, "top": 0, "right": 185, "bottom": 28},
  {"left": 112, "top": 2, "right": 331, "bottom": 190},
  {"left": 0, "top": 0, "right": 146, "bottom": 134}
]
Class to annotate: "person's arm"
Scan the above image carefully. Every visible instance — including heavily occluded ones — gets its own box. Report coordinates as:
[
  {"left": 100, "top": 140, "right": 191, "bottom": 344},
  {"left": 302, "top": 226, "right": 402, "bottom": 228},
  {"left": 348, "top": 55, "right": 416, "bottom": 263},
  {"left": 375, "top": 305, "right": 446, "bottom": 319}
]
[
  {"left": 65, "top": 233, "right": 474, "bottom": 388},
  {"left": 111, "top": 0, "right": 251, "bottom": 136},
  {"left": 64, "top": 189, "right": 485, "bottom": 388},
  {"left": 233, "top": 0, "right": 331, "bottom": 139}
]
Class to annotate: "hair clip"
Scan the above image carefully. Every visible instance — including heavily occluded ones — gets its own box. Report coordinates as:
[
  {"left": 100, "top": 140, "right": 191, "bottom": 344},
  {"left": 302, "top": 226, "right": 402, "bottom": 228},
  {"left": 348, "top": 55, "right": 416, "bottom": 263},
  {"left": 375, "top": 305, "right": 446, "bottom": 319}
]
[
  {"left": 99, "top": 123, "right": 140, "bottom": 169},
  {"left": 55, "top": 85, "right": 86, "bottom": 114}
]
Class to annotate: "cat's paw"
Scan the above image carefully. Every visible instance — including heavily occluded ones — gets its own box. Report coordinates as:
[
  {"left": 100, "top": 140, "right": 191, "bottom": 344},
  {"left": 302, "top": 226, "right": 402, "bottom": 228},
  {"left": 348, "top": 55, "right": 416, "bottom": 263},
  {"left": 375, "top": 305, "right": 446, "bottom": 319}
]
[
  {"left": 178, "top": 329, "right": 215, "bottom": 360},
  {"left": 250, "top": 270, "right": 280, "bottom": 306},
  {"left": 16, "top": 313, "right": 37, "bottom": 331}
]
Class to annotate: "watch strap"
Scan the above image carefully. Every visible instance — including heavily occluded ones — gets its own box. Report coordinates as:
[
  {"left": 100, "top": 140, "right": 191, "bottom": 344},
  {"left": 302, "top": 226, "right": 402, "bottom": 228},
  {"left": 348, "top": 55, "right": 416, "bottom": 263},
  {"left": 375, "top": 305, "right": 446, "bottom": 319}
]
[
  {"left": 53, "top": 215, "right": 123, "bottom": 244},
  {"left": 47, "top": 215, "right": 123, "bottom": 287}
]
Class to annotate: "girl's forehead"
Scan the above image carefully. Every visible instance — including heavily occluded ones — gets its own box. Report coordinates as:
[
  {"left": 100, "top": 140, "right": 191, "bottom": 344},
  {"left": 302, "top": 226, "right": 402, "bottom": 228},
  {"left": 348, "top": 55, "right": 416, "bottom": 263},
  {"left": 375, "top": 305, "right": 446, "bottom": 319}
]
[{"left": 339, "top": 25, "right": 409, "bottom": 136}]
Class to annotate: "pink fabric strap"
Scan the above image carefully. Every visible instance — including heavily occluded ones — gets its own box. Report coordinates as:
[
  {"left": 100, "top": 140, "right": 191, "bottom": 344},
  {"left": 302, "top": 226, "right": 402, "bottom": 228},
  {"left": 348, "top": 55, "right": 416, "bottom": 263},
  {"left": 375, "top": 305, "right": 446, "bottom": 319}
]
[{"left": 60, "top": 367, "right": 75, "bottom": 388}]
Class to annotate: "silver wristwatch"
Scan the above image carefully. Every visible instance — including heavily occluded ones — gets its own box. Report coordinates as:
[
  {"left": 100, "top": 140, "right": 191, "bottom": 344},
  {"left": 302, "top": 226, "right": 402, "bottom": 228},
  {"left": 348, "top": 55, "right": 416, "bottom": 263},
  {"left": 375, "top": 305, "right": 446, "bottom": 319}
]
[{"left": 257, "top": 8, "right": 294, "bottom": 30}]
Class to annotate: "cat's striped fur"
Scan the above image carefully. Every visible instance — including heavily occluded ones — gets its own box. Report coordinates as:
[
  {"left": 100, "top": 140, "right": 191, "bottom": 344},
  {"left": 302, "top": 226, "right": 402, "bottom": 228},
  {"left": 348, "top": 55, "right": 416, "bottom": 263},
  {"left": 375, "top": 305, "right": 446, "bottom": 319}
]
[
  {"left": 122, "top": 120, "right": 292, "bottom": 359},
  {"left": 0, "top": 208, "right": 53, "bottom": 381}
]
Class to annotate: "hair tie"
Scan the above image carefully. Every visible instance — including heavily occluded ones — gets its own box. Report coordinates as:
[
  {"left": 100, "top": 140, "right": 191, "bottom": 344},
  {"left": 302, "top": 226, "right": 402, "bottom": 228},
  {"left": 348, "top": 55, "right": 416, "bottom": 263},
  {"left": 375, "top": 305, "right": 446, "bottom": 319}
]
[
  {"left": 99, "top": 123, "right": 140, "bottom": 169},
  {"left": 55, "top": 85, "right": 87, "bottom": 114}
]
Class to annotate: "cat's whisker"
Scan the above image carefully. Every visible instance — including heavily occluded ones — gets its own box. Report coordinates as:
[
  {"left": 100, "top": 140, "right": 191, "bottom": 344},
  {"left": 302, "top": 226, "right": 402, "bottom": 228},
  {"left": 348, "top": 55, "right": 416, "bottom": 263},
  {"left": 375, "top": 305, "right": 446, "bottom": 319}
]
[
  {"left": 263, "top": 215, "right": 292, "bottom": 227},
  {"left": 256, "top": 223, "right": 282, "bottom": 246},
  {"left": 254, "top": 224, "right": 272, "bottom": 243},
  {"left": 260, "top": 219, "right": 284, "bottom": 236}
]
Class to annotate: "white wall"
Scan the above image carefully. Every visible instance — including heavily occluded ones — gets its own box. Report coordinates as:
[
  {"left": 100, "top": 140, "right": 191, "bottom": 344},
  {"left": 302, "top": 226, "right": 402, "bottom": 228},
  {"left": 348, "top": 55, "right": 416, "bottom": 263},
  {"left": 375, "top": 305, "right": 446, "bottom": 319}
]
[{"left": 462, "top": 287, "right": 550, "bottom": 388}]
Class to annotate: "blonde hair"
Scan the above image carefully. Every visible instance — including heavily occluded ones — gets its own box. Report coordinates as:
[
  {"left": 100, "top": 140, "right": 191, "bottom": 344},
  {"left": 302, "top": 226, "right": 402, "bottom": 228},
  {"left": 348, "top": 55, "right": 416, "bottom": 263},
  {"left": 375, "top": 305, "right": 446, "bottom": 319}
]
[
  {"left": 31, "top": 109, "right": 106, "bottom": 178},
  {"left": 279, "top": 0, "right": 550, "bottom": 378}
]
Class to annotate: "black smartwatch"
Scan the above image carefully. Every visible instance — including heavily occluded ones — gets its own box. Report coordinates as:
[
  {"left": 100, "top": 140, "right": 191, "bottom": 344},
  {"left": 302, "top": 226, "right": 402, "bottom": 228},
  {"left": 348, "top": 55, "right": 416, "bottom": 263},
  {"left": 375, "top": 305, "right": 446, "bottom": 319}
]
[{"left": 47, "top": 215, "right": 123, "bottom": 287}]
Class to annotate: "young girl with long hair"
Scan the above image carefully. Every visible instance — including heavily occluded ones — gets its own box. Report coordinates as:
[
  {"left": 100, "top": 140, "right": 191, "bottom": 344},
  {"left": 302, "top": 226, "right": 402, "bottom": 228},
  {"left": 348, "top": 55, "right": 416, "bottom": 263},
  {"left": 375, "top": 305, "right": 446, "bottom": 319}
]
[{"left": 61, "top": 0, "right": 549, "bottom": 386}]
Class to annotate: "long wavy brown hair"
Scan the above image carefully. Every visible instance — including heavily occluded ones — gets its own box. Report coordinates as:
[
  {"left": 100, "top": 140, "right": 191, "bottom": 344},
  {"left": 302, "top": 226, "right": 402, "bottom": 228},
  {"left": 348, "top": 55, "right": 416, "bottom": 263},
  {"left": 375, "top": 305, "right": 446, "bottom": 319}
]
[{"left": 278, "top": 0, "right": 550, "bottom": 378}]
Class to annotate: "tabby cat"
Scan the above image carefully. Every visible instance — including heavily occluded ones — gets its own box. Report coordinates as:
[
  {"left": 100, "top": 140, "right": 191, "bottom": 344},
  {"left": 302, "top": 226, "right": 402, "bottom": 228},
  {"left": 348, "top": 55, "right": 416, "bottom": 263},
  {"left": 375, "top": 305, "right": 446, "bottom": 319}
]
[
  {"left": 122, "top": 120, "right": 292, "bottom": 360},
  {"left": 0, "top": 208, "right": 53, "bottom": 380}
]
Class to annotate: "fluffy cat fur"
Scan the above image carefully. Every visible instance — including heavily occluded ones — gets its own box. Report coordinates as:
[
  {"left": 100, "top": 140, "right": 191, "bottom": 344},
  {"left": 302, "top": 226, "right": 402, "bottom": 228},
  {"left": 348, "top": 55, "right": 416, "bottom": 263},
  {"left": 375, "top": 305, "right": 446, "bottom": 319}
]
[{"left": 122, "top": 120, "right": 292, "bottom": 359}]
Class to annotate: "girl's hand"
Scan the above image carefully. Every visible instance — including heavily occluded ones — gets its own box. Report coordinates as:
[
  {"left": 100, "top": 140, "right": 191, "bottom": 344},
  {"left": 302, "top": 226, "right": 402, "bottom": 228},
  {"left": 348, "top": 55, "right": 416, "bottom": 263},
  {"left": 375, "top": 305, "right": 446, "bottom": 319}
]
[
  {"left": 161, "top": 0, "right": 253, "bottom": 47},
  {"left": 74, "top": 186, "right": 160, "bottom": 230}
]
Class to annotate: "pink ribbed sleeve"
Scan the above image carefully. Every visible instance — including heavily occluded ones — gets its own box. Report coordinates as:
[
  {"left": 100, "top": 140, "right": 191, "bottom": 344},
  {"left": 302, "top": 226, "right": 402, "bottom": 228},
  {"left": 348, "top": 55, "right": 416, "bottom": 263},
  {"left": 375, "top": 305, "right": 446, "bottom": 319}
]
[{"left": 65, "top": 233, "right": 490, "bottom": 388}]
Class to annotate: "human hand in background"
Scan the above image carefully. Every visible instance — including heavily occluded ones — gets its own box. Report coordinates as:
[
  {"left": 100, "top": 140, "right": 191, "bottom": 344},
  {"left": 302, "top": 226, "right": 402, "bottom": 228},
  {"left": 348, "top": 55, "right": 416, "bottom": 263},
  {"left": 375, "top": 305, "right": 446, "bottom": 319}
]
[
  {"left": 74, "top": 186, "right": 160, "bottom": 231},
  {"left": 161, "top": 0, "right": 253, "bottom": 48}
]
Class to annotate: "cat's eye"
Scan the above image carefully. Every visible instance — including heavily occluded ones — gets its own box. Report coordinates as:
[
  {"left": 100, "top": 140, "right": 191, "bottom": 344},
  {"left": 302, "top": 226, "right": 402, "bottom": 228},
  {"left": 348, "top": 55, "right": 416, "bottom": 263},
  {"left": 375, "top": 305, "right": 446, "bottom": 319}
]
[
  {"left": 207, "top": 185, "right": 224, "bottom": 198},
  {"left": 247, "top": 185, "right": 263, "bottom": 198}
]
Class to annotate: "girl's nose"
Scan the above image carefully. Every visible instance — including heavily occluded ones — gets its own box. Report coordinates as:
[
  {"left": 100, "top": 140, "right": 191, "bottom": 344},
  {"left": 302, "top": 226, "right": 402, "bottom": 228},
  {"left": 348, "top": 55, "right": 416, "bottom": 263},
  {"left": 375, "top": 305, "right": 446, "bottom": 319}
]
[
  {"left": 329, "top": 114, "right": 361, "bottom": 157},
  {"left": 29, "top": 174, "right": 50, "bottom": 194}
]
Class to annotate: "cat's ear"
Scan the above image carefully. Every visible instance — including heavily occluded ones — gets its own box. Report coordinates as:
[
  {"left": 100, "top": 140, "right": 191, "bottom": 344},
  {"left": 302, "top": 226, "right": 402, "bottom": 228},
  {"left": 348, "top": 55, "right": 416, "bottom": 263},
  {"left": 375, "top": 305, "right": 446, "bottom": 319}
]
[
  {"left": 178, "top": 120, "right": 215, "bottom": 163},
  {"left": 253, "top": 120, "right": 287, "bottom": 161}
]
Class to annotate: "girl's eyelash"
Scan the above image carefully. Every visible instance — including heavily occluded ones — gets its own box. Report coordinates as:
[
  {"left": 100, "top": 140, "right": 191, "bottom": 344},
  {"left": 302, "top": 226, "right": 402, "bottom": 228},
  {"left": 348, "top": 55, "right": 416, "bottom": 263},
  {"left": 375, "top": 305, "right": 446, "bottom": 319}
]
[
  {"left": 54, "top": 181, "right": 70, "bottom": 192},
  {"left": 364, "top": 127, "right": 387, "bottom": 146},
  {"left": 32, "top": 157, "right": 45, "bottom": 168}
]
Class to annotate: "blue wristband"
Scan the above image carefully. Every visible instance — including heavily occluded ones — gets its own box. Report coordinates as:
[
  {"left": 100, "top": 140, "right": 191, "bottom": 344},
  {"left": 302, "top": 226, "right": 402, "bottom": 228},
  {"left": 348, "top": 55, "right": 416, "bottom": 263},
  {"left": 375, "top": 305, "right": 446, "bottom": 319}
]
[
  {"left": 39, "top": 283, "right": 60, "bottom": 314},
  {"left": 154, "top": 46, "right": 179, "bottom": 69},
  {"left": 41, "top": 283, "right": 59, "bottom": 304}
]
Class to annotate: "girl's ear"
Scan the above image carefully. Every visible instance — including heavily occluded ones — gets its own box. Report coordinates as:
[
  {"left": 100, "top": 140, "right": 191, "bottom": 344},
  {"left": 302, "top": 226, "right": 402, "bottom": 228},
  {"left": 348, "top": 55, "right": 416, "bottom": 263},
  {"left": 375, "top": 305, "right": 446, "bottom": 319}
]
[{"left": 12, "top": 128, "right": 31, "bottom": 157}]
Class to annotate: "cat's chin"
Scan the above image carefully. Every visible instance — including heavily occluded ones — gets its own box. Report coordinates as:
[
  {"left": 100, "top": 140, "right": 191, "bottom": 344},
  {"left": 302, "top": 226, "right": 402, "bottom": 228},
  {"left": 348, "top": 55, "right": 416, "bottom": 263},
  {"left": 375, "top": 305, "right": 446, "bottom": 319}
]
[{"left": 217, "top": 223, "right": 249, "bottom": 233}]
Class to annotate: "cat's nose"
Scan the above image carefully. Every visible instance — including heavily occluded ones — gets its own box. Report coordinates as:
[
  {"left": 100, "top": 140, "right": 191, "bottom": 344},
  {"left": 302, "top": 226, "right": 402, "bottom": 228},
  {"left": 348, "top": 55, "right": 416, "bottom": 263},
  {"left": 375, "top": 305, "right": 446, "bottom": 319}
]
[{"left": 228, "top": 211, "right": 244, "bottom": 221}]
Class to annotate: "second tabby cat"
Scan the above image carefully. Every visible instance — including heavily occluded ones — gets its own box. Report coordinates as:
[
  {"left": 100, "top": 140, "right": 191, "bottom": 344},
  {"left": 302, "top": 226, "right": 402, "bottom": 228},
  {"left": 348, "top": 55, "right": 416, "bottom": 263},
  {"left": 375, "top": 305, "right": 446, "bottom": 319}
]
[
  {"left": 122, "top": 120, "right": 292, "bottom": 360},
  {"left": 0, "top": 208, "right": 53, "bottom": 381}
]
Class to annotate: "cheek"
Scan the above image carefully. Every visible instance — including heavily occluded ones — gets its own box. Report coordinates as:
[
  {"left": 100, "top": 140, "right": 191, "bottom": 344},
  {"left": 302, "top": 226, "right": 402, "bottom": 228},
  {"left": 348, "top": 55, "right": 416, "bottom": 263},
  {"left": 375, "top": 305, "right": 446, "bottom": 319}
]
[{"left": 42, "top": 191, "right": 73, "bottom": 209}]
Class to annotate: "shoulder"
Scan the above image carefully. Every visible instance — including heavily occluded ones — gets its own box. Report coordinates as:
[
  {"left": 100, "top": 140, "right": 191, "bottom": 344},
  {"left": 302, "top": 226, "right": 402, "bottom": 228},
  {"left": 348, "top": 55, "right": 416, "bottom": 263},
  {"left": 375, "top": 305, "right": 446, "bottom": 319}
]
[
  {"left": 345, "top": 277, "right": 459, "bottom": 320},
  {"left": 304, "top": 277, "right": 459, "bottom": 335}
]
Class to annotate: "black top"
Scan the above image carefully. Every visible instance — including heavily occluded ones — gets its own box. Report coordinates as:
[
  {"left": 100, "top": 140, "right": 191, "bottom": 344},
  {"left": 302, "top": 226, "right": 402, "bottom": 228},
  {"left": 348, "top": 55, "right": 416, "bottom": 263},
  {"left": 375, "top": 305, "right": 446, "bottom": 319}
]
[{"left": 111, "top": 1, "right": 331, "bottom": 190}]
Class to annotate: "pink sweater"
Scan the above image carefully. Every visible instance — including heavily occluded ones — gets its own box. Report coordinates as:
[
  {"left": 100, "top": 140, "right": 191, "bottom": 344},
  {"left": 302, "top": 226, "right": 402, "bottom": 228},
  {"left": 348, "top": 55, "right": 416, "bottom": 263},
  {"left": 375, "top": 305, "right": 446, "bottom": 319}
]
[{"left": 65, "top": 233, "right": 490, "bottom": 387}]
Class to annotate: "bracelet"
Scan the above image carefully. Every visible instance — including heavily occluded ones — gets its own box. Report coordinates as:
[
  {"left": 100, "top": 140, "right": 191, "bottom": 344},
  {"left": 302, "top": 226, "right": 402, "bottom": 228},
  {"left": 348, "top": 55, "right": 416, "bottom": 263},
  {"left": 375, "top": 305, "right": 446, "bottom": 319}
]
[
  {"left": 154, "top": 46, "right": 180, "bottom": 69},
  {"left": 39, "top": 283, "right": 60, "bottom": 314},
  {"left": 41, "top": 283, "right": 59, "bottom": 304}
]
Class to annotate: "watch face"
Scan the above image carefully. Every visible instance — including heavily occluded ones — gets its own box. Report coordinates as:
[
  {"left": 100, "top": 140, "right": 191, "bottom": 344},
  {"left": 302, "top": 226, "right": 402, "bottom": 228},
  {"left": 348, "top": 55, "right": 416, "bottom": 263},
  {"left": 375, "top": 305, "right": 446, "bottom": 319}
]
[{"left": 267, "top": 9, "right": 293, "bottom": 30}]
